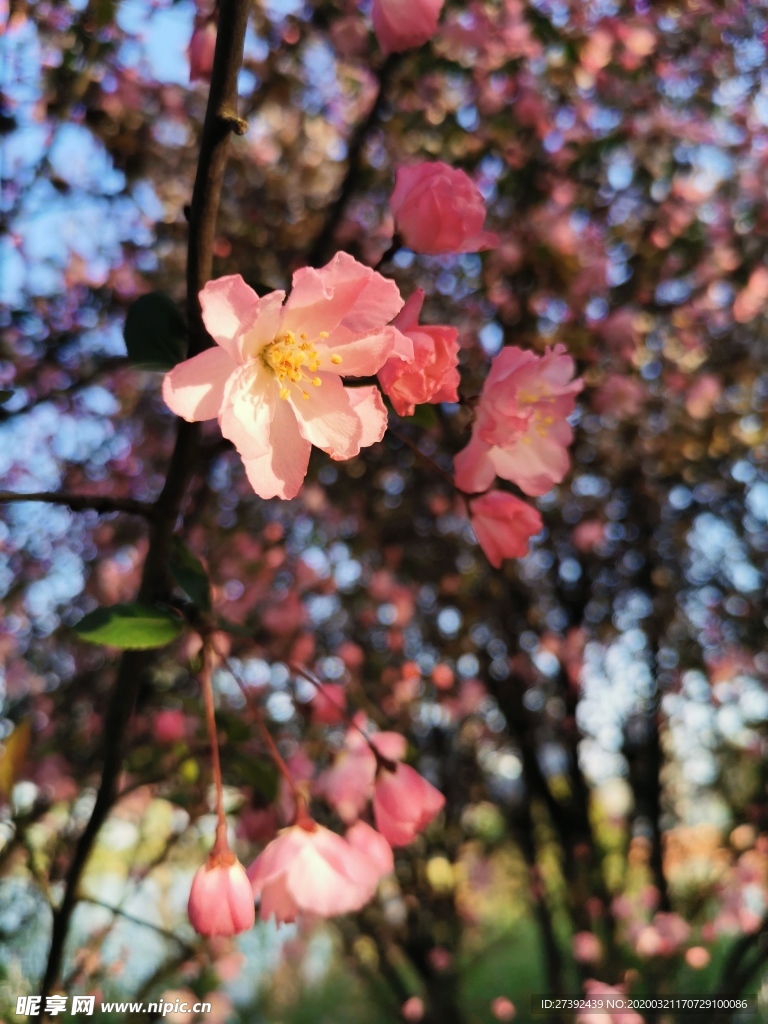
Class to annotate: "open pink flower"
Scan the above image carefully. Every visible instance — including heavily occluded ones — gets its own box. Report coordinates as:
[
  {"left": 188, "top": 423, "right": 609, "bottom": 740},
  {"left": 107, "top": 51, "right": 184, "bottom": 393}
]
[
  {"left": 371, "top": 0, "right": 444, "bottom": 55},
  {"left": 163, "top": 253, "right": 403, "bottom": 499},
  {"left": 247, "top": 820, "right": 388, "bottom": 922},
  {"left": 455, "top": 345, "right": 583, "bottom": 497},
  {"left": 188, "top": 853, "right": 255, "bottom": 937},
  {"left": 378, "top": 289, "right": 459, "bottom": 417},
  {"left": 390, "top": 163, "right": 499, "bottom": 255},
  {"left": 374, "top": 761, "right": 445, "bottom": 847},
  {"left": 316, "top": 721, "right": 406, "bottom": 824},
  {"left": 469, "top": 490, "right": 542, "bottom": 567}
]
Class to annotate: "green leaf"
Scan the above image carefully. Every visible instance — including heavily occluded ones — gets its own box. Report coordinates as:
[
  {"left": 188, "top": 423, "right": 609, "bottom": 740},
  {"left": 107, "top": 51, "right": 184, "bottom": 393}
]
[
  {"left": 0, "top": 390, "right": 13, "bottom": 406},
  {"left": 124, "top": 292, "right": 188, "bottom": 370},
  {"left": 170, "top": 537, "right": 211, "bottom": 612},
  {"left": 403, "top": 404, "right": 439, "bottom": 429},
  {"left": 74, "top": 603, "right": 184, "bottom": 649}
]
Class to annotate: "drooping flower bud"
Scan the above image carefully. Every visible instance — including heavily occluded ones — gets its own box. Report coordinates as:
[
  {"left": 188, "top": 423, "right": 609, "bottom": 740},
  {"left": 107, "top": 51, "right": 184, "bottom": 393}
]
[{"left": 188, "top": 851, "right": 255, "bottom": 937}]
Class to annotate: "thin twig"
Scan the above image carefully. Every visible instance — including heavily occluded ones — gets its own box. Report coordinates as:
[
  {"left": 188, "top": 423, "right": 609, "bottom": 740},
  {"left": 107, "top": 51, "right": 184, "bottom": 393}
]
[
  {"left": 387, "top": 425, "right": 458, "bottom": 491},
  {"left": 0, "top": 491, "right": 156, "bottom": 519},
  {"left": 200, "top": 640, "right": 228, "bottom": 851}
]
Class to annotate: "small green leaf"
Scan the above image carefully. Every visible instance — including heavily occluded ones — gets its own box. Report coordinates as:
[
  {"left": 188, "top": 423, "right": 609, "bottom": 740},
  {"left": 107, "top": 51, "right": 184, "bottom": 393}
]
[
  {"left": 124, "top": 292, "right": 187, "bottom": 370},
  {"left": 74, "top": 603, "right": 184, "bottom": 649},
  {"left": 404, "top": 404, "right": 439, "bottom": 429},
  {"left": 170, "top": 537, "right": 211, "bottom": 612}
]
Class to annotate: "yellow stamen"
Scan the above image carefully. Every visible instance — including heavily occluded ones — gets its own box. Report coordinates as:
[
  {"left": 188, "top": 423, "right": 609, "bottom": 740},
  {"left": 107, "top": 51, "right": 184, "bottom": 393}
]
[{"left": 260, "top": 329, "right": 341, "bottom": 396}]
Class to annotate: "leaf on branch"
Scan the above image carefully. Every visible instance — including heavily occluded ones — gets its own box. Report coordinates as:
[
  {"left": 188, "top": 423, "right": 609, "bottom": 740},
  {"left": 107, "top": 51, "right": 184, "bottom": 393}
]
[
  {"left": 124, "top": 292, "right": 188, "bottom": 370},
  {"left": 74, "top": 603, "right": 184, "bottom": 649},
  {"left": 170, "top": 537, "right": 212, "bottom": 612},
  {"left": 403, "top": 404, "right": 439, "bottom": 429}
]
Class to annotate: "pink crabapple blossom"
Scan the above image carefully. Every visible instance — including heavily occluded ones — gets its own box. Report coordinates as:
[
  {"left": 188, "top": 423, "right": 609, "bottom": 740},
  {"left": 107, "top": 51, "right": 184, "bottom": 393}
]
[
  {"left": 163, "top": 253, "right": 403, "bottom": 500},
  {"left": 247, "top": 818, "right": 390, "bottom": 922},
  {"left": 390, "top": 162, "right": 499, "bottom": 255},
  {"left": 187, "top": 852, "right": 255, "bottom": 937},
  {"left": 454, "top": 344, "right": 583, "bottom": 497},
  {"left": 316, "top": 719, "right": 407, "bottom": 824},
  {"left": 468, "top": 490, "right": 543, "bottom": 568},
  {"left": 371, "top": 0, "right": 444, "bottom": 56},
  {"left": 374, "top": 760, "right": 445, "bottom": 847},
  {"left": 377, "top": 288, "right": 459, "bottom": 416}
]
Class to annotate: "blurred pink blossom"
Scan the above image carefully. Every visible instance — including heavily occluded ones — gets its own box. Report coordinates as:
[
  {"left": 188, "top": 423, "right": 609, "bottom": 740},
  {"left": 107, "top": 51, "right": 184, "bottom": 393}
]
[
  {"left": 455, "top": 345, "right": 583, "bottom": 496},
  {"left": 469, "top": 490, "right": 542, "bottom": 567},
  {"left": 371, "top": 0, "right": 444, "bottom": 56},
  {"left": 248, "top": 820, "right": 388, "bottom": 922},
  {"left": 374, "top": 760, "right": 445, "bottom": 846}
]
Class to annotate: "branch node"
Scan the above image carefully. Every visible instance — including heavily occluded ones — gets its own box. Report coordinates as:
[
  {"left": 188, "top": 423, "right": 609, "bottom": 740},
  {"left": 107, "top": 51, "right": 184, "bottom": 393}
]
[{"left": 219, "top": 112, "right": 248, "bottom": 136}]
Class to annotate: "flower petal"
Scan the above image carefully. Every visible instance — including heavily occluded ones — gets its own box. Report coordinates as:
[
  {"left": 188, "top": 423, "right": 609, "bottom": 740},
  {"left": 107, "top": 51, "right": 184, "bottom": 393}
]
[
  {"left": 346, "top": 386, "right": 388, "bottom": 450},
  {"left": 239, "top": 290, "right": 287, "bottom": 360},
  {"left": 162, "top": 346, "right": 234, "bottom": 422},
  {"left": 453, "top": 433, "right": 496, "bottom": 493},
  {"left": 283, "top": 252, "right": 403, "bottom": 341},
  {"left": 242, "top": 397, "right": 311, "bottom": 500},
  {"left": 290, "top": 373, "right": 362, "bottom": 459},
  {"left": 318, "top": 325, "right": 399, "bottom": 377},
  {"left": 219, "top": 362, "right": 276, "bottom": 459},
  {"left": 199, "top": 275, "right": 261, "bottom": 362}
]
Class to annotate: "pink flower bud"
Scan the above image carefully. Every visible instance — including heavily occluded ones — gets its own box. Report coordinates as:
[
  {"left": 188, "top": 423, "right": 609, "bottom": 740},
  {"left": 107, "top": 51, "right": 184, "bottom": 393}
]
[
  {"left": 390, "top": 162, "right": 498, "bottom": 255},
  {"left": 188, "top": 21, "right": 217, "bottom": 84},
  {"left": 188, "top": 853, "right": 255, "bottom": 937}
]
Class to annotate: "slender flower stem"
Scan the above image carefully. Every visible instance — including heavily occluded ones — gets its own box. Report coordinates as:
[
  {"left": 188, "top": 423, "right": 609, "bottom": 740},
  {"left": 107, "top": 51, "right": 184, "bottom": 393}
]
[
  {"left": 200, "top": 640, "right": 228, "bottom": 852},
  {"left": 210, "top": 644, "right": 308, "bottom": 822}
]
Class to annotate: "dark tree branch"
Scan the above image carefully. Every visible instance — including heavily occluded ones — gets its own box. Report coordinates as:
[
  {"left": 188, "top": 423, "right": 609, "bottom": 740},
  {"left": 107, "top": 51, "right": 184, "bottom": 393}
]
[
  {"left": 39, "top": 0, "right": 251, "bottom": 1005},
  {"left": 306, "top": 54, "right": 400, "bottom": 268},
  {"left": 0, "top": 491, "right": 155, "bottom": 519}
]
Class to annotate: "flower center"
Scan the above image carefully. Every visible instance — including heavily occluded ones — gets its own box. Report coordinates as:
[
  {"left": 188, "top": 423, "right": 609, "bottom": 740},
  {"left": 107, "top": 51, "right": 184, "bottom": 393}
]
[{"left": 260, "top": 329, "right": 342, "bottom": 400}]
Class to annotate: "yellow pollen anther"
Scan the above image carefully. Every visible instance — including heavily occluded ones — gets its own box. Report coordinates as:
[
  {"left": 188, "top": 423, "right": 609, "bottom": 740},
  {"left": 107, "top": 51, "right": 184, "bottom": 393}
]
[
  {"left": 302, "top": 391, "right": 310, "bottom": 399},
  {"left": 319, "top": 331, "right": 329, "bottom": 339},
  {"left": 312, "top": 377, "right": 321, "bottom": 386},
  {"left": 279, "top": 387, "right": 290, "bottom": 400},
  {"left": 331, "top": 354, "right": 342, "bottom": 365}
]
